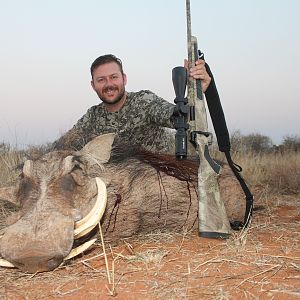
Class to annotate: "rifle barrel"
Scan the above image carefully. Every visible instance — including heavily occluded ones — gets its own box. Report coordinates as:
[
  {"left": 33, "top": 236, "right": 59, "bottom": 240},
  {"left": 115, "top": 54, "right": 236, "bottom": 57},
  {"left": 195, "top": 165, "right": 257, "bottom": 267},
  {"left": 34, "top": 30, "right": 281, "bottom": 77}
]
[{"left": 186, "top": 0, "right": 192, "bottom": 65}]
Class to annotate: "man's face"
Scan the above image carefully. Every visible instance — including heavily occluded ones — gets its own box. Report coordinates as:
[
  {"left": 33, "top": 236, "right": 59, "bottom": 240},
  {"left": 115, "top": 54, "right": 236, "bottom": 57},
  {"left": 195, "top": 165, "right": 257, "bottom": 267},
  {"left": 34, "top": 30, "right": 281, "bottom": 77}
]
[{"left": 91, "top": 62, "right": 127, "bottom": 105}]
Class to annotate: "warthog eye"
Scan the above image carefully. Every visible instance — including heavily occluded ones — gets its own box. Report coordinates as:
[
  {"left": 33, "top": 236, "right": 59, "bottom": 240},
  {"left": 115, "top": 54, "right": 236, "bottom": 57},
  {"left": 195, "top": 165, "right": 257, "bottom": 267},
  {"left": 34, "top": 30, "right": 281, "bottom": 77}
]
[
  {"left": 72, "top": 163, "right": 83, "bottom": 171},
  {"left": 17, "top": 176, "right": 34, "bottom": 202},
  {"left": 60, "top": 174, "right": 76, "bottom": 192},
  {"left": 70, "top": 164, "right": 87, "bottom": 186}
]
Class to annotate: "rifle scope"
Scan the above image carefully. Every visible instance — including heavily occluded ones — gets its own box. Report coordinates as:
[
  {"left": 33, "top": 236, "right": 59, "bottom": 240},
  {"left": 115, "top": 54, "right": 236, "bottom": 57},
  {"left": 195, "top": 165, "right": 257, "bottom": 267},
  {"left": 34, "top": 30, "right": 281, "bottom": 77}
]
[{"left": 172, "top": 66, "right": 189, "bottom": 160}]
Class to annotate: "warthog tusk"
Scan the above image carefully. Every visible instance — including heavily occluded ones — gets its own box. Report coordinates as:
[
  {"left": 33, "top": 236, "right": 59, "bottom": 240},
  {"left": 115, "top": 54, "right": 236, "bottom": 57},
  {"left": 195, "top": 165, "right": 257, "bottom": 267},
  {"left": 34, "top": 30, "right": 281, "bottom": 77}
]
[
  {"left": 64, "top": 238, "right": 97, "bottom": 260},
  {"left": 74, "top": 177, "right": 107, "bottom": 239},
  {"left": 0, "top": 258, "right": 15, "bottom": 268},
  {"left": 0, "top": 228, "right": 7, "bottom": 238},
  {"left": 0, "top": 232, "right": 14, "bottom": 268}
]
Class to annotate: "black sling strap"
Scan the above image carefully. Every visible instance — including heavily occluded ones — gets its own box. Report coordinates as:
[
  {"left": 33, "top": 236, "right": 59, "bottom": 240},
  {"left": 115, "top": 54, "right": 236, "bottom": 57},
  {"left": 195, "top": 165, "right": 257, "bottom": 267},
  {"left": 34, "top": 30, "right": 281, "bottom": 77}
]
[{"left": 204, "top": 60, "right": 254, "bottom": 230}]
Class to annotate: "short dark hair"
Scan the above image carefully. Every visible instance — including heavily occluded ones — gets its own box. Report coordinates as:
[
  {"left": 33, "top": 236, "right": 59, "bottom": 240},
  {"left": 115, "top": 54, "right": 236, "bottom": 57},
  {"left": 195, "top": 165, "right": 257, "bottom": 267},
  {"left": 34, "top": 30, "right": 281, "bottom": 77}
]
[{"left": 90, "top": 54, "right": 124, "bottom": 77}]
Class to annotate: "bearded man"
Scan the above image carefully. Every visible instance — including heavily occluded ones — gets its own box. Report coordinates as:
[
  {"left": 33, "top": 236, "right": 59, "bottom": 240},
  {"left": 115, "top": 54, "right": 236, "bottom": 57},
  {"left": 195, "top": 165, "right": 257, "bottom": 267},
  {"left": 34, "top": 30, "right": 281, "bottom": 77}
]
[{"left": 53, "top": 54, "right": 211, "bottom": 152}]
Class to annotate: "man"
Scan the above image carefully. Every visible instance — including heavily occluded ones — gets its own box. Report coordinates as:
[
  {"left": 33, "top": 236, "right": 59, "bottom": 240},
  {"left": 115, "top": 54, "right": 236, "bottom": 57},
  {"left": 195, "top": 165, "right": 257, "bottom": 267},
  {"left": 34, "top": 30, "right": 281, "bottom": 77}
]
[{"left": 53, "top": 54, "right": 211, "bottom": 152}]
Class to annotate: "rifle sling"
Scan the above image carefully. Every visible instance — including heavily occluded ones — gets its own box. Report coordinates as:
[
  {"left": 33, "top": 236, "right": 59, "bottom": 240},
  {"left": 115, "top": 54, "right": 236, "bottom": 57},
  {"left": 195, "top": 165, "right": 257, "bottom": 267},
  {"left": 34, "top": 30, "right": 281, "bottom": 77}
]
[
  {"left": 225, "top": 152, "right": 254, "bottom": 229},
  {"left": 203, "top": 62, "right": 254, "bottom": 229},
  {"left": 204, "top": 63, "right": 231, "bottom": 152}
]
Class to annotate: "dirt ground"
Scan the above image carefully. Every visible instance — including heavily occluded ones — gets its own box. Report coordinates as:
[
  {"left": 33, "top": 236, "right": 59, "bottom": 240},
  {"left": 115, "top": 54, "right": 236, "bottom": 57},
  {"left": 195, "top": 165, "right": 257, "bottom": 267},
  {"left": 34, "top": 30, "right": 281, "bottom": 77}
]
[{"left": 0, "top": 194, "right": 299, "bottom": 300}]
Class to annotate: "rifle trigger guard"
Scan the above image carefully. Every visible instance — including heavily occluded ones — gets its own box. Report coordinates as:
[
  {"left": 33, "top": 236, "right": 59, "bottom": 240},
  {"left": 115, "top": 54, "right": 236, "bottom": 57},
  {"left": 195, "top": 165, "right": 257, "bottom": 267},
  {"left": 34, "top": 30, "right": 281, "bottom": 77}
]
[
  {"left": 191, "top": 131, "right": 213, "bottom": 146},
  {"left": 195, "top": 130, "right": 210, "bottom": 137}
]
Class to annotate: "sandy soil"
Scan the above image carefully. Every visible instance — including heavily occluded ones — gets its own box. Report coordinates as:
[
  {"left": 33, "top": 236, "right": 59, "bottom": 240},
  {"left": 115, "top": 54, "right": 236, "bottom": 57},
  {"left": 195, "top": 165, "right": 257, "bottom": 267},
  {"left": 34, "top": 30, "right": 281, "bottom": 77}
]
[{"left": 1, "top": 194, "right": 299, "bottom": 300}]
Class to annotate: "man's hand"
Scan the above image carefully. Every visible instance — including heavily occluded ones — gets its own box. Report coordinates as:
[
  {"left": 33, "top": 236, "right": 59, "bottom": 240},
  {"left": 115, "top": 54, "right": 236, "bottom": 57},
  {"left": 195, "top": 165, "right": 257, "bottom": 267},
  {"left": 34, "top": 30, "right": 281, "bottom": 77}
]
[{"left": 184, "top": 59, "right": 211, "bottom": 93}]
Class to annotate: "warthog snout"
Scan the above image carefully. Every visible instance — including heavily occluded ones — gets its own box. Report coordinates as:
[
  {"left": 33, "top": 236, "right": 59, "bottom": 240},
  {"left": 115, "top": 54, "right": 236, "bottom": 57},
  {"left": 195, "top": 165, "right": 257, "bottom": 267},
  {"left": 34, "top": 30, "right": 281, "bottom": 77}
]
[{"left": 12, "top": 253, "right": 64, "bottom": 273}]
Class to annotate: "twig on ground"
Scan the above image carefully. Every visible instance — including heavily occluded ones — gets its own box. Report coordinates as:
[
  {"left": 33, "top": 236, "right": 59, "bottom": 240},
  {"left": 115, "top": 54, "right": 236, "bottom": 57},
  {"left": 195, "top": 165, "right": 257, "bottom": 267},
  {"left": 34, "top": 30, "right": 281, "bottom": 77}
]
[
  {"left": 80, "top": 252, "right": 105, "bottom": 264},
  {"left": 194, "top": 257, "right": 220, "bottom": 270},
  {"left": 262, "top": 254, "right": 300, "bottom": 261},
  {"left": 236, "top": 264, "right": 281, "bottom": 288},
  {"left": 98, "top": 223, "right": 111, "bottom": 285}
]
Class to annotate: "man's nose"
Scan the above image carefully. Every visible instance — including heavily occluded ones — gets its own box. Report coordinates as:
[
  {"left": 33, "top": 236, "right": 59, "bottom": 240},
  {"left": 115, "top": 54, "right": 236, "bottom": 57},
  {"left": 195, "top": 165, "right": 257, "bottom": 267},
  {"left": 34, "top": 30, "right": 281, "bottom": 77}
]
[{"left": 104, "top": 77, "right": 114, "bottom": 86}]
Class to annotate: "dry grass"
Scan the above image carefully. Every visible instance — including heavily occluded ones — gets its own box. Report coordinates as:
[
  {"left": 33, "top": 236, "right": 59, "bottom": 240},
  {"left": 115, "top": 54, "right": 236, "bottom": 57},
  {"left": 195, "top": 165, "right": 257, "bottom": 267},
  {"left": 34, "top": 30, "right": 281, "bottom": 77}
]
[
  {"left": 0, "top": 149, "right": 25, "bottom": 187},
  {"left": 213, "top": 150, "right": 300, "bottom": 196},
  {"left": 233, "top": 150, "right": 300, "bottom": 195}
]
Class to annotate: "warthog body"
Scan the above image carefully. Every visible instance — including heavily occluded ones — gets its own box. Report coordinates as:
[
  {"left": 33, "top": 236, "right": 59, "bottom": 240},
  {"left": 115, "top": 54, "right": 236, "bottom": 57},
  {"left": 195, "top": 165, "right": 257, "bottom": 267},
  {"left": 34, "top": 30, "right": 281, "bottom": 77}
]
[{"left": 0, "top": 134, "right": 245, "bottom": 273}]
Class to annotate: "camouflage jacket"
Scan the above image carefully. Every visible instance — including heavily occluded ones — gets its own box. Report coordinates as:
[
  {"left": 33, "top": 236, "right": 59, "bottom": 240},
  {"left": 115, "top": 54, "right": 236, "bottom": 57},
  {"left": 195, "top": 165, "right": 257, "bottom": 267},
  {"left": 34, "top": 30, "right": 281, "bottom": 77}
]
[{"left": 53, "top": 90, "right": 176, "bottom": 152}]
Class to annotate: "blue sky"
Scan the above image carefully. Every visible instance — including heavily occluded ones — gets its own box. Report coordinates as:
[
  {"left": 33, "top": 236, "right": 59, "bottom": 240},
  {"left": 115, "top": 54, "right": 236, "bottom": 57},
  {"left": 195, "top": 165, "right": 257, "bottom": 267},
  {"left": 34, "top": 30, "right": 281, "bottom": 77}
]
[{"left": 0, "top": 0, "right": 299, "bottom": 148}]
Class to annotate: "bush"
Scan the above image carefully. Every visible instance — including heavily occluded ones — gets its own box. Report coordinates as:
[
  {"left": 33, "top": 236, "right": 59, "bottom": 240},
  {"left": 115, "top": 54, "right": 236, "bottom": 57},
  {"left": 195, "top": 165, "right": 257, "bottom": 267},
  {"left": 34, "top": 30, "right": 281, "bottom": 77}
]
[
  {"left": 0, "top": 142, "right": 10, "bottom": 154},
  {"left": 282, "top": 135, "right": 300, "bottom": 152},
  {"left": 230, "top": 131, "right": 273, "bottom": 153}
]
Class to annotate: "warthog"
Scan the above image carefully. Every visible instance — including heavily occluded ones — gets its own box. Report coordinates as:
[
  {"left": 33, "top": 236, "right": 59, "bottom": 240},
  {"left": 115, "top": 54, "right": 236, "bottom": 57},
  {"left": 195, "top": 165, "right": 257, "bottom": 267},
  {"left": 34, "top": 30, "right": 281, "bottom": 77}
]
[{"left": 0, "top": 134, "right": 245, "bottom": 273}]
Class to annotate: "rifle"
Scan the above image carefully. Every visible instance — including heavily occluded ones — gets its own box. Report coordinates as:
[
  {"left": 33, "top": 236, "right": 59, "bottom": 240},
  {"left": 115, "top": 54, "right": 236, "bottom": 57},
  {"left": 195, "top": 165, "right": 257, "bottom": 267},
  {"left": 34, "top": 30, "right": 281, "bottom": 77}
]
[{"left": 172, "top": 0, "right": 253, "bottom": 238}]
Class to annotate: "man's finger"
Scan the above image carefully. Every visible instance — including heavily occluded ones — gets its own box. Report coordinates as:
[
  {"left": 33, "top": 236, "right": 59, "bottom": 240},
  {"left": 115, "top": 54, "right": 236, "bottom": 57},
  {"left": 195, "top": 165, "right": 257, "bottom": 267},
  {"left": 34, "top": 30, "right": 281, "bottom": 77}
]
[{"left": 184, "top": 59, "right": 189, "bottom": 69}]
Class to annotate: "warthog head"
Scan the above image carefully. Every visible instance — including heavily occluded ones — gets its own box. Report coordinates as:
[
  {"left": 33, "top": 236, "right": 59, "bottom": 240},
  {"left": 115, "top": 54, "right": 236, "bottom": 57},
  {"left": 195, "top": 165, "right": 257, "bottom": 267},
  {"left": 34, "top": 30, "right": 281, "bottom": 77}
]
[{"left": 0, "top": 134, "right": 114, "bottom": 273}]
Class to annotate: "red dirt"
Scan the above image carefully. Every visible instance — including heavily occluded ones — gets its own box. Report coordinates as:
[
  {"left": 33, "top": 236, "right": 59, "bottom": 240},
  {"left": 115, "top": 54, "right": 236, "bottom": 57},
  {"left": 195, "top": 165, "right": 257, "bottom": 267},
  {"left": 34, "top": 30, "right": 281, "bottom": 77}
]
[{"left": 1, "top": 195, "right": 299, "bottom": 300}]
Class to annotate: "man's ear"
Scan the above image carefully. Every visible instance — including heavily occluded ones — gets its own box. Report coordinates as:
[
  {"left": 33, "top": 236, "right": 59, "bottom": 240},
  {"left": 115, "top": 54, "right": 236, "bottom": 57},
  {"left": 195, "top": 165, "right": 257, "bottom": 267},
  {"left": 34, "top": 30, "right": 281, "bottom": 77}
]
[
  {"left": 123, "top": 73, "right": 127, "bottom": 86},
  {"left": 91, "top": 80, "right": 96, "bottom": 91}
]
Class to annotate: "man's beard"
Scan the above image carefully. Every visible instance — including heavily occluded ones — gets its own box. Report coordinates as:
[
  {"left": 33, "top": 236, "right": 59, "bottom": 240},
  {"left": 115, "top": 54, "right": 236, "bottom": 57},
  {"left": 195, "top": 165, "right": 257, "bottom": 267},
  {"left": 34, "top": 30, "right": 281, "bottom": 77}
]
[{"left": 98, "top": 85, "right": 125, "bottom": 106}]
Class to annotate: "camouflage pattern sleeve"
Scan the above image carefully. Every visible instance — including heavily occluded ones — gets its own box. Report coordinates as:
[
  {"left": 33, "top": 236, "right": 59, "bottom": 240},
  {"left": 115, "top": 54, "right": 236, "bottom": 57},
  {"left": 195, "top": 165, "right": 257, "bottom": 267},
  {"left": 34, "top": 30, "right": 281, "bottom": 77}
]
[
  {"left": 139, "top": 91, "right": 175, "bottom": 128},
  {"left": 118, "top": 90, "right": 176, "bottom": 153}
]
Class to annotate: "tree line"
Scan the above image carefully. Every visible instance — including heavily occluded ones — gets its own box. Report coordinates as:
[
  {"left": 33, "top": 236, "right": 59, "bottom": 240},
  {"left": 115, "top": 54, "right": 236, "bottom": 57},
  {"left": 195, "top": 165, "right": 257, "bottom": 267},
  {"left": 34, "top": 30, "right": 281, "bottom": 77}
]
[
  {"left": 229, "top": 131, "right": 300, "bottom": 153},
  {"left": 1, "top": 132, "right": 300, "bottom": 155}
]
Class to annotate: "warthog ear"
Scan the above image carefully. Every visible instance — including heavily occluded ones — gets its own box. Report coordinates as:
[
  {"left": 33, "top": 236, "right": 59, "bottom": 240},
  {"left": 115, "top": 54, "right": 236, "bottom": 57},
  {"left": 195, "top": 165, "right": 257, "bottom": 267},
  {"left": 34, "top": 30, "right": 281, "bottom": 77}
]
[
  {"left": 0, "top": 186, "right": 19, "bottom": 206},
  {"left": 79, "top": 133, "right": 115, "bottom": 164}
]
